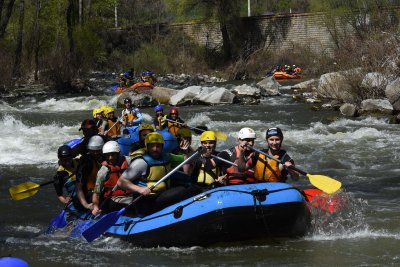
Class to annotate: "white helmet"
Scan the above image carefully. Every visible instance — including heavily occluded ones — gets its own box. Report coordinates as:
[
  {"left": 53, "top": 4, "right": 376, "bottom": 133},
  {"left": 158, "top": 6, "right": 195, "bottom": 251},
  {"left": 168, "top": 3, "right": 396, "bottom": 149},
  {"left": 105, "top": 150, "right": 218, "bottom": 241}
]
[
  {"left": 87, "top": 135, "right": 104, "bottom": 150},
  {"left": 102, "top": 141, "right": 120, "bottom": 154},
  {"left": 238, "top": 127, "right": 256, "bottom": 139}
]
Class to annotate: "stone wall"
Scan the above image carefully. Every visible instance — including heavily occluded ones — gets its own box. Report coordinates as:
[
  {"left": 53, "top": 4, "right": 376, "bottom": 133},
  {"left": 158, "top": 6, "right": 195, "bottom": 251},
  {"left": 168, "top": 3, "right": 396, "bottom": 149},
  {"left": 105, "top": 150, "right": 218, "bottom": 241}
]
[{"left": 167, "top": 12, "right": 335, "bottom": 55}]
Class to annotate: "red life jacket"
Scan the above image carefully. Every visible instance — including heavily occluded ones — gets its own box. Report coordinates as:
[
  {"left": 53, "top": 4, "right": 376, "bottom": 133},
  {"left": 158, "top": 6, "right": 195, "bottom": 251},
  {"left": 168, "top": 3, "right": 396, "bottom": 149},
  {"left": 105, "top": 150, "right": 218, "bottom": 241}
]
[
  {"left": 102, "top": 158, "right": 129, "bottom": 197},
  {"left": 225, "top": 146, "right": 255, "bottom": 185}
]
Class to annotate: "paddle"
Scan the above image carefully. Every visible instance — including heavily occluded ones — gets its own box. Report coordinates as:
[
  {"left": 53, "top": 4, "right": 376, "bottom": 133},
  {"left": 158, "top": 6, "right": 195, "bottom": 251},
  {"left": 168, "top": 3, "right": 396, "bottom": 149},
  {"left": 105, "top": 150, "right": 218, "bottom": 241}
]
[
  {"left": 9, "top": 181, "right": 54, "bottom": 201},
  {"left": 82, "top": 150, "right": 200, "bottom": 242},
  {"left": 164, "top": 118, "right": 227, "bottom": 141},
  {"left": 104, "top": 117, "right": 124, "bottom": 135},
  {"left": 248, "top": 146, "right": 342, "bottom": 194},
  {"left": 69, "top": 184, "right": 119, "bottom": 238}
]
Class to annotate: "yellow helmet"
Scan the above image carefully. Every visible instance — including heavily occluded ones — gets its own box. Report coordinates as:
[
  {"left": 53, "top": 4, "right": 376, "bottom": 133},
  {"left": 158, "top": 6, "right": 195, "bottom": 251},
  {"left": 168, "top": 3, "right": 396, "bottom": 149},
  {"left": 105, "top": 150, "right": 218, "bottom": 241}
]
[
  {"left": 177, "top": 128, "right": 192, "bottom": 139},
  {"left": 200, "top": 131, "right": 216, "bottom": 142},
  {"left": 145, "top": 132, "right": 164, "bottom": 147},
  {"left": 92, "top": 108, "right": 102, "bottom": 118},
  {"left": 101, "top": 106, "right": 114, "bottom": 115},
  {"left": 139, "top": 123, "right": 155, "bottom": 133}
]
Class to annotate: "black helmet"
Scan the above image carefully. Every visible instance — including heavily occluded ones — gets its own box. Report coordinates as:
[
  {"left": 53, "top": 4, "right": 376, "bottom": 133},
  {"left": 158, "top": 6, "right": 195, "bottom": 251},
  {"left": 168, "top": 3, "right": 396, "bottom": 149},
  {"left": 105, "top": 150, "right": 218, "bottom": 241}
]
[
  {"left": 58, "top": 145, "right": 73, "bottom": 159},
  {"left": 124, "top": 98, "right": 132, "bottom": 104},
  {"left": 266, "top": 127, "right": 283, "bottom": 140}
]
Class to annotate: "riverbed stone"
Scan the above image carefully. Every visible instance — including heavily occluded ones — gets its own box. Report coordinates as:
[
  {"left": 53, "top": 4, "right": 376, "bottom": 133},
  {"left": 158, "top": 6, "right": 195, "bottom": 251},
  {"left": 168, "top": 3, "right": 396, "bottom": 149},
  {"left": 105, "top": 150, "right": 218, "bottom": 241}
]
[
  {"left": 291, "top": 79, "right": 319, "bottom": 91},
  {"left": 256, "top": 77, "right": 280, "bottom": 96},
  {"left": 169, "top": 86, "right": 202, "bottom": 106},
  {"left": 317, "top": 71, "right": 356, "bottom": 102},
  {"left": 385, "top": 78, "right": 400, "bottom": 111},
  {"left": 152, "top": 86, "right": 178, "bottom": 104},
  {"left": 196, "top": 87, "right": 235, "bottom": 105},
  {"left": 361, "top": 72, "right": 388, "bottom": 89},
  {"left": 360, "top": 99, "right": 393, "bottom": 115},
  {"left": 232, "top": 84, "right": 261, "bottom": 97},
  {"left": 117, "top": 92, "right": 156, "bottom": 107},
  {"left": 340, "top": 103, "right": 357, "bottom": 117}
]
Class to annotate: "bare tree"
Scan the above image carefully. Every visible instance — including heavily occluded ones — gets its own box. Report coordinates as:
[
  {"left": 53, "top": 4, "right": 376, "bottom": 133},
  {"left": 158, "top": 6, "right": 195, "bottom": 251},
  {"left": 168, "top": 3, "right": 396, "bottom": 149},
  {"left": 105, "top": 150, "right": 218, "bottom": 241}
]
[{"left": 12, "top": 0, "right": 25, "bottom": 79}]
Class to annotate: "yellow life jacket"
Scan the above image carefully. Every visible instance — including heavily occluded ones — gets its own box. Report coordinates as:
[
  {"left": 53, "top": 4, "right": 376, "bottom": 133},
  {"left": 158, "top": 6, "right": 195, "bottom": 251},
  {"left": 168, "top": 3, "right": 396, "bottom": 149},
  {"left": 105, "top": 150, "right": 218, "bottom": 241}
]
[
  {"left": 196, "top": 159, "right": 221, "bottom": 185},
  {"left": 142, "top": 153, "right": 171, "bottom": 192},
  {"left": 129, "top": 148, "right": 146, "bottom": 159},
  {"left": 167, "top": 120, "right": 182, "bottom": 137},
  {"left": 253, "top": 153, "right": 281, "bottom": 182},
  {"left": 57, "top": 159, "right": 78, "bottom": 181},
  {"left": 106, "top": 119, "right": 121, "bottom": 137}
]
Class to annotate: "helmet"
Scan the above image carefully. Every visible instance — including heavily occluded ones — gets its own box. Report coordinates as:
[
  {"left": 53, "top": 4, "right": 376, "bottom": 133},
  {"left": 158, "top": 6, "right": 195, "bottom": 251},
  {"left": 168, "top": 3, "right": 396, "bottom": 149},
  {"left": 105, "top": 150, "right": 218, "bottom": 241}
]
[
  {"left": 0, "top": 257, "right": 29, "bottom": 267},
  {"left": 169, "top": 107, "right": 178, "bottom": 115},
  {"left": 58, "top": 145, "right": 73, "bottom": 159},
  {"left": 92, "top": 108, "right": 102, "bottom": 118},
  {"left": 103, "top": 106, "right": 114, "bottom": 115},
  {"left": 154, "top": 105, "right": 163, "bottom": 112},
  {"left": 102, "top": 141, "right": 120, "bottom": 154},
  {"left": 200, "top": 131, "right": 216, "bottom": 142},
  {"left": 138, "top": 123, "right": 155, "bottom": 133},
  {"left": 120, "top": 73, "right": 124, "bottom": 77},
  {"left": 177, "top": 128, "right": 192, "bottom": 139},
  {"left": 238, "top": 127, "right": 256, "bottom": 139},
  {"left": 145, "top": 132, "right": 164, "bottom": 147},
  {"left": 87, "top": 135, "right": 104, "bottom": 150},
  {"left": 124, "top": 98, "right": 132, "bottom": 104},
  {"left": 79, "top": 119, "right": 96, "bottom": 131},
  {"left": 266, "top": 127, "right": 283, "bottom": 140}
]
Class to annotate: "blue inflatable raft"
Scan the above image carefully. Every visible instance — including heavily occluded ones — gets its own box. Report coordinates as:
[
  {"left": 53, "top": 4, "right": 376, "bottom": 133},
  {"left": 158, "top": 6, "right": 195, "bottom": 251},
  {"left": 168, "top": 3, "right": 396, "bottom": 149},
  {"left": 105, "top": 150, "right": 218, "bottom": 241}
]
[{"left": 97, "top": 182, "right": 311, "bottom": 247}]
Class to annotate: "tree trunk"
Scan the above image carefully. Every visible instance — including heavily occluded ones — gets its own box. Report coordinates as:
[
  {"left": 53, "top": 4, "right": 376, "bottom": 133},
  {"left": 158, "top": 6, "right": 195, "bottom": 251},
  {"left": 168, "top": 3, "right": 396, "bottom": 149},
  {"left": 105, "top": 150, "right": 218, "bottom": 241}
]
[
  {"left": 34, "top": 0, "right": 41, "bottom": 81},
  {"left": 67, "top": 0, "right": 75, "bottom": 54},
  {"left": 12, "top": 0, "right": 25, "bottom": 79},
  {"left": 220, "top": 23, "right": 232, "bottom": 61},
  {"left": 0, "top": 0, "right": 16, "bottom": 39},
  {"left": 79, "top": 0, "right": 82, "bottom": 25}
]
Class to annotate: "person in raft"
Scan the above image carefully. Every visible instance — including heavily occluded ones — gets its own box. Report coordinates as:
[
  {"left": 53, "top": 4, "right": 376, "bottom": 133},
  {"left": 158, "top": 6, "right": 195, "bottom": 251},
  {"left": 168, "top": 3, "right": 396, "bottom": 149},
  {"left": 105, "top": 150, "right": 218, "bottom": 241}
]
[{"left": 253, "top": 127, "right": 299, "bottom": 182}]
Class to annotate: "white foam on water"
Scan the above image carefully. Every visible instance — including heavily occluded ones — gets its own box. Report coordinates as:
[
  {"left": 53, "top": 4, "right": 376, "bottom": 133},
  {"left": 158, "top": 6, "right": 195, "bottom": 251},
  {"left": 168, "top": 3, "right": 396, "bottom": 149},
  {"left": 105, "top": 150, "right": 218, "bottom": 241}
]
[
  {"left": 0, "top": 115, "right": 80, "bottom": 165},
  {"left": 308, "top": 228, "right": 400, "bottom": 241},
  {"left": 6, "top": 225, "right": 42, "bottom": 234},
  {"left": 31, "top": 95, "right": 116, "bottom": 112},
  {"left": 0, "top": 100, "right": 20, "bottom": 111}
]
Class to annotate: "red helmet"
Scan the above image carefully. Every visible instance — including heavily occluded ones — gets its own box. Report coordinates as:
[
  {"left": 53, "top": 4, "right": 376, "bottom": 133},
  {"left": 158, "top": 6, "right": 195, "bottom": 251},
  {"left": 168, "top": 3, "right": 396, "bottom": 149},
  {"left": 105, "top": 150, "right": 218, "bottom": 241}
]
[{"left": 169, "top": 107, "right": 178, "bottom": 115}]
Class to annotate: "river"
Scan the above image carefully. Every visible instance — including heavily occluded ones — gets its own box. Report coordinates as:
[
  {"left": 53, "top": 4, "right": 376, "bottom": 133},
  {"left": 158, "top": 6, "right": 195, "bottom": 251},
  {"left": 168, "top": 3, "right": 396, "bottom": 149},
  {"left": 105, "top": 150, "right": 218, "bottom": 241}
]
[{"left": 0, "top": 85, "right": 399, "bottom": 266}]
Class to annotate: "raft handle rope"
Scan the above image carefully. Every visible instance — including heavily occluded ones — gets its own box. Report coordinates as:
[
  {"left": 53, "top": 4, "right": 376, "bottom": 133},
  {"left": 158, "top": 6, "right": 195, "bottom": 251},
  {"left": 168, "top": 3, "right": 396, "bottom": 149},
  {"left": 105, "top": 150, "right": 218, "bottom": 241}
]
[{"left": 115, "top": 187, "right": 295, "bottom": 234}]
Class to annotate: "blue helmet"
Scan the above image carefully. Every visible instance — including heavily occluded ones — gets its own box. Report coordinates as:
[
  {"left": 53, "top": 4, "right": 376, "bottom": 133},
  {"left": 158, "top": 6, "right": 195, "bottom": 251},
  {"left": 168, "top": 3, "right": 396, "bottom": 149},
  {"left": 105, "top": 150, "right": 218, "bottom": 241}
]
[
  {"left": 154, "top": 105, "right": 163, "bottom": 112},
  {"left": 0, "top": 257, "right": 29, "bottom": 267}
]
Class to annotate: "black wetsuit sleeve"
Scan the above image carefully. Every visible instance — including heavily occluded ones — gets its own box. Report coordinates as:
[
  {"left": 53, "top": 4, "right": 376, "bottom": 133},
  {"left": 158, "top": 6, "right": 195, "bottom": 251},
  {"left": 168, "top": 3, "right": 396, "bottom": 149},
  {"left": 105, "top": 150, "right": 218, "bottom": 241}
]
[
  {"left": 215, "top": 150, "right": 233, "bottom": 168},
  {"left": 53, "top": 171, "right": 68, "bottom": 196}
]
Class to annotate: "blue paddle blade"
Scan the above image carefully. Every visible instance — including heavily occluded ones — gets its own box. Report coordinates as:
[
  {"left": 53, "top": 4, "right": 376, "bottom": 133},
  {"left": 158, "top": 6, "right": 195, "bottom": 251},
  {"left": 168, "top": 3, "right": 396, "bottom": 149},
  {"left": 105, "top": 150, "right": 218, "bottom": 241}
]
[
  {"left": 69, "top": 219, "right": 94, "bottom": 238},
  {"left": 111, "top": 84, "right": 118, "bottom": 92},
  {"left": 47, "top": 210, "right": 67, "bottom": 234},
  {"left": 82, "top": 208, "right": 126, "bottom": 242}
]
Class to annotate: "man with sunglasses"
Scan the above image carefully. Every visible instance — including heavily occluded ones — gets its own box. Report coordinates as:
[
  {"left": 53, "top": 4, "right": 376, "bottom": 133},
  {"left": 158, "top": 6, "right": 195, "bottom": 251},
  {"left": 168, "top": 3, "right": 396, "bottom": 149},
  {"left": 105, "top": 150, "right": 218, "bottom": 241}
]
[{"left": 121, "top": 97, "right": 144, "bottom": 131}]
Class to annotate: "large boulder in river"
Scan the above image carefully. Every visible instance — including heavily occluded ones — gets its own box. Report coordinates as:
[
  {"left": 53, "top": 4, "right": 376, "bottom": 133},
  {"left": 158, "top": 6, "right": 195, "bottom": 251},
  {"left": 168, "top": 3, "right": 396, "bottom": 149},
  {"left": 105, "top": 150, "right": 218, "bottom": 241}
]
[
  {"left": 256, "top": 77, "right": 280, "bottom": 96},
  {"left": 152, "top": 86, "right": 178, "bottom": 104},
  {"left": 361, "top": 72, "right": 389, "bottom": 90},
  {"left": 385, "top": 78, "right": 400, "bottom": 111},
  {"left": 317, "top": 70, "right": 359, "bottom": 102},
  {"left": 196, "top": 86, "right": 235, "bottom": 105},
  {"left": 339, "top": 103, "right": 358, "bottom": 117},
  {"left": 232, "top": 84, "right": 261, "bottom": 98},
  {"left": 360, "top": 99, "right": 393, "bottom": 115},
  {"left": 169, "top": 86, "right": 202, "bottom": 106},
  {"left": 291, "top": 79, "right": 319, "bottom": 91}
]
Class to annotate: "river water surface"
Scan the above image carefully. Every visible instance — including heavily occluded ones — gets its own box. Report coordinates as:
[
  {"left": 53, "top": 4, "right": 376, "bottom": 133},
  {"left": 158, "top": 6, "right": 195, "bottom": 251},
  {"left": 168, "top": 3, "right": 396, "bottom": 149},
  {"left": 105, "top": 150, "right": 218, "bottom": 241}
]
[{"left": 0, "top": 85, "right": 399, "bottom": 266}]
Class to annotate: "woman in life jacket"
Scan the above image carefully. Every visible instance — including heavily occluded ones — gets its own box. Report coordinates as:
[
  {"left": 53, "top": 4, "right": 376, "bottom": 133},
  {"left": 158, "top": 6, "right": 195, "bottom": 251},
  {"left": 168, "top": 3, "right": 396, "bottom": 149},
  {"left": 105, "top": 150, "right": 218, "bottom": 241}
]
[
  {"left": 153, "top": 104, "right": 166, "bottom": 130},
  {"left": 103, "top": 106, "right": 121, "bottom": 139},
  {"left": 53, "top": 145, "right": 78, "bottom": 205},
  {"left": 165, "top": 107, "right": 185, "bottom": 137},
  {"left": 253, "top": 127, "right": 299, "bottom": 182},
  {"left": 217, "top": 127, "right": 257, "bottom": 185},
  {"left": 76, "top": 135, "right": 105, "bottom": 211},
  {"left": 190, "top": 131, "right": 226, "bottom": 192},
  {"left": 92, "top": 141, "right": 130, "bottom": 215}
]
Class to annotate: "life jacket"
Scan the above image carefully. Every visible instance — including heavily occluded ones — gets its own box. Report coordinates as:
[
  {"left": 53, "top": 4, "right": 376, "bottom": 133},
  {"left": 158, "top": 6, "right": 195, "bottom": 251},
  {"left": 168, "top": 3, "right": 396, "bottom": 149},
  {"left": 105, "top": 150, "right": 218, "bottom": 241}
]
[
  {"left": 225, "top": 146, "right": 255, "bottom": 185},
  {"left": 57, "top": 159, "right": 78, "bottom": 196},
  {"left": 253, "top": 152, "right": 282, "bottom": 182},
  {"left": 123, "top": 109, "right": 138, "bottom": 125},
  {"left": 139, "top": 153, "right": 171, "bottom": 192},
  {"left": 167, "top": 119, "right": 182, "bottom": 137},
  {"left": 195, "top": 157, "right": 222, "bottom": 186},
  {"left": 106, "top": 118, "right": 121, "bottom": 137},
  {"left": 129, "top": 148, "right": 146, "bottom": 159},
  {"left": 86, "top": 158, "right": 101, "bottom": 191},
  {"left": 102, "top": 157, "right": 129, "bottom": 197}
]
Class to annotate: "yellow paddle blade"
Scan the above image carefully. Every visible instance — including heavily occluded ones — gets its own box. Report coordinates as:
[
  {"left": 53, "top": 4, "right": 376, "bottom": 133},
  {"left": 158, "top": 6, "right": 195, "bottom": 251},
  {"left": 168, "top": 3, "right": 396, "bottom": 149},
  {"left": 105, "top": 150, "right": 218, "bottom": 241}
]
[
  {"left": 307, "top": 174, "right": 342, "bottom": 194},
  {"left": 9, "top": 182, "right": 40, "bottom": 200},
  {"left": 214, "top": 131, "right": 228, "bottom": 141}
]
